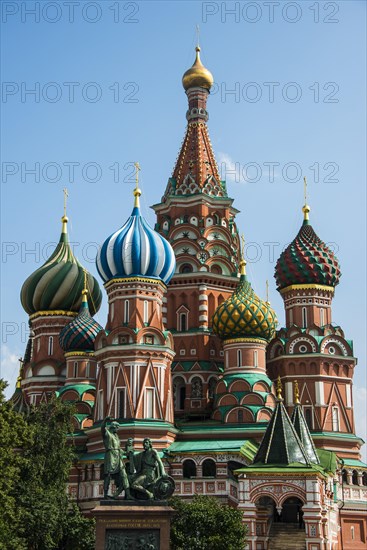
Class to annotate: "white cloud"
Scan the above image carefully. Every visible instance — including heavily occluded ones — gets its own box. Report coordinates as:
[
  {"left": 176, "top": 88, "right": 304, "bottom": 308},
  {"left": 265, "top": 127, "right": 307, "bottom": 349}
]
[
  {"left": 353, "top": 385, "right": 367, "bottom": 461},
  {"left": 217, "top": 152, "right": 241, "bottom": 183},
  {"left": 217, "top": 152, "right": 280, "bottom": 184},
  {"left": 0, "top": 344, "right": 21, "bottom": 400}
]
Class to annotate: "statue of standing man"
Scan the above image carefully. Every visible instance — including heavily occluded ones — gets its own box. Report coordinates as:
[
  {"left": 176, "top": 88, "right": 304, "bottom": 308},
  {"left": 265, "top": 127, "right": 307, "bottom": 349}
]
[{"left": 101, "top": 416, "right": 131, "bottom": 499}]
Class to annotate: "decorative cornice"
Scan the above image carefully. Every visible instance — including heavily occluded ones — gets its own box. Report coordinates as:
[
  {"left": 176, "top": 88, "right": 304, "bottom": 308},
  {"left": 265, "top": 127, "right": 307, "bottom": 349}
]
[
  {"left": 224, "top": 337, "right": 268, "bottom": 345},
  {"left": 279, "top": 284, "right": 335, "bottom": 295},
  {"left": 104, "top": 276, "right": 167, "bottom": 291},
  {"left": 30, "top": 310, "right": 78, "bottom": 320},
  {"left": 64, "top": 351, "right": 95, "bottom": 358}
]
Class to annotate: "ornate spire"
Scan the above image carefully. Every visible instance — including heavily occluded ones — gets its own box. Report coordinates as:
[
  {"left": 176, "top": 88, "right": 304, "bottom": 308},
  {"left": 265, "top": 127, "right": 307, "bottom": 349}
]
[
  {"left": 133, "top": 162, "right": 142, "bottom": 208},
  {"left": 294, "top": 380, "right": 300, "bottom": 404},
  {"left": 276, "top": 376, "right": 283, "bottom": 401},
  {"left": 302, "top": 176, "right": 310, "bottom": 223},
  {"left": 62, "top": 187, "right": 69, "bottom": 233}
]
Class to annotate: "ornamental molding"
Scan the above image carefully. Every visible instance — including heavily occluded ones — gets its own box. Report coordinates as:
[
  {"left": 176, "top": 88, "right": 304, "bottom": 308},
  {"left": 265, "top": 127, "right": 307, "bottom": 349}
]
[
  {"left": 30, "top": 310, "right": 78, "bottom": 320},
  {"left": 320, "top": 338, "right": 349, "bottom": 357},
  {"left": 289, "top": 336, "right": 317, "bottom": 354},
  {"left": 279, "top": 284, "right": 335, "bottom": 296}
]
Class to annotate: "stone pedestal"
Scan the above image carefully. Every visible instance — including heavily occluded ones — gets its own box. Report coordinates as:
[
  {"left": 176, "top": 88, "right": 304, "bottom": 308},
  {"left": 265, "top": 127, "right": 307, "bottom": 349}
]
[{"left": 92, "top": 501, "right": 175, "bottom": 550}]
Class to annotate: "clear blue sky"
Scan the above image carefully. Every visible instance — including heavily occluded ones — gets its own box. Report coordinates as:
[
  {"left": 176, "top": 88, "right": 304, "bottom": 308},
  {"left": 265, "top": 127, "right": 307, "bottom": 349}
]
[{"left": 1, "top": 1, "right": 366, "bottom": 452}]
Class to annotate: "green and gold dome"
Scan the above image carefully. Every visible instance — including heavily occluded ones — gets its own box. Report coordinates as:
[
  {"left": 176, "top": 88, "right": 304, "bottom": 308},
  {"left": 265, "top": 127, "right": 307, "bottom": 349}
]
[
  {"left": 212, "top": 261, "right": 278, "bottom": 342},
  {"left": 21, "top": 212, "right": 102, "bottom": 317}
]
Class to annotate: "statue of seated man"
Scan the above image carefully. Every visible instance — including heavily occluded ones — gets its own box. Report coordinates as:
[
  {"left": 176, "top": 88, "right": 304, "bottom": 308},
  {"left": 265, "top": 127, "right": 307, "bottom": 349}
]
[
  {"left": 101, "top": 416, "right": 131, "bottom": 499},
  {"left": 131, "top": 438, "right": 167, "bottom": 500}
]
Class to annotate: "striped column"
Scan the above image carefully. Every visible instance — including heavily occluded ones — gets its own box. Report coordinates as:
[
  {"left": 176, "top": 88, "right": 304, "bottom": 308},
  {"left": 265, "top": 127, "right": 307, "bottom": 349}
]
[{"left": 198, "top": 285, "right": 208, "bottom": 329}]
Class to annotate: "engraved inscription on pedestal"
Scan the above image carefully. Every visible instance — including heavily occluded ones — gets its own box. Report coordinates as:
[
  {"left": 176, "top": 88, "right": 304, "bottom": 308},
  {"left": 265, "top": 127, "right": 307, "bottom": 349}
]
[{"left": 105, "top": 529, "right": 160, "bottom": 549}]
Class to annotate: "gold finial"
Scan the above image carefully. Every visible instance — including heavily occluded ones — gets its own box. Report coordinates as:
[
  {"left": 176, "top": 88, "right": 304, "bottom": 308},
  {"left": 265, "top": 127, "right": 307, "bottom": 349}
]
[
  {"left": 239, "top": 234, "right": 247, "bottom": 275},
  {"left": 196, "top": 24, "right": 200, "bottom": 49},
  {"left": 82, "top": 269, "right": 88, "bottom": 302},
  {"left": 266, "top": 280, "right": 270, "bottom": 304},
  {"left": 276, "top": 376, "right": 283, "bottom": 400},
  {"left": 302, "top": 176, "right": 310, "bottom": 221},
  {"left": 16, "top": 358, "right": 23, "bottom": 389},
  {"left": 133, "top": 162, "right": 142, "bottom": 207},
  {"left": 294, "top": 380, "right": 300, "bottom": 404},
  {"left": 61, "top": 188, "right": 69, "bottom": 233}
]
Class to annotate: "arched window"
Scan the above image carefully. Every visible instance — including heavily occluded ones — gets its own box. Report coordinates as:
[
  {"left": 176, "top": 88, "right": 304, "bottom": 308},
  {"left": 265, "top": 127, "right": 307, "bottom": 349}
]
[
  {"left": 180, "top": 264, "right": 193, "bottom": 274},
  {"left": 202, "top": 459, "right": 216, "bottom": 477},
  {"left": 320, "top": 307, "right": 325, "bottom": 326},
  {"left": 342, "top": 469, "right": 348, "bottom": 484},
  {"left": 180, "top": 313, "right": 187, "bottom": 332},
  {"left": 302, "top": 307, "right": 307, "bottom": 328},
  {"left": 124, "top": 300, "right": 129, "bottom": 324},
  {"left": 208, "top": 378, "right": 217, "bottom": 399},
  {"left": 73, "top": 362, "right": 78, "bottom": 378},
  {"left": 173, "top": 378, "right": 186, "bottom": 410},
  {"left": 85, "top": 362, "right": 90, "bottom": 378},
  {"left": 238, "top": 409, "right": 244, "bottom": 423},
  {"left": 237, "top": 349, "right": 242, "bottom": 367},
  {"left": 332, "top": 406, "right": 340, "bottom": 431},
  {"left": 254, "top": 350, "right": 258, "bottom": 367},
  {"left": 183, "top": 459, "right": 196, "bottom": 479},
  {"left": 352, "top": 470, "right": 359, "bottom": 485},
  {"left": 48, "top": 336, "right": 53, "bottom": 355},
  {"left": 362, "top": 472, "right": 367, "bottom": 486}
]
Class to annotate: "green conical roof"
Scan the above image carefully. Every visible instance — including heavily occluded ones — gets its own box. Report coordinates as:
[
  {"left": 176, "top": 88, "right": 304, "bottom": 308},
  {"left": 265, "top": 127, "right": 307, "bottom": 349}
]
[
  {"left": 291, "top": 403, "right": 320, "bottom": 464},
  {"left": 253, "top": 398, "right": 310, "bottom": 466}
]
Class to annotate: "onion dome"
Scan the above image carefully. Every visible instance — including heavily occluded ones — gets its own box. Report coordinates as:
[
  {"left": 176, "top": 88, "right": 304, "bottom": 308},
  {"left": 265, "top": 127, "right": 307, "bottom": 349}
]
[
  {"left": 59, "top": 282, "right": 102, "bottom": 352},
  {"left": 275, "top": 204, "right": 341, "bottom": 290},
  {"left": 212, "top": 260, "right": 278, "bottom": 342},
  {"left": 21, "top": 213, "right": 102, "bottom": 316},
  {"left": 96, "top": 180, "right": 176, "bottom": 285},
  {"left": 182, "top": 46, "right": 214, "bottom": 91}
]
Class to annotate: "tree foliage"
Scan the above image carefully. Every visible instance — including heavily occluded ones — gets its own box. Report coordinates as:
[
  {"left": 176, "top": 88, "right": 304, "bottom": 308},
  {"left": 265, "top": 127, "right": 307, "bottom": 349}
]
[
  {"left": 170, "top": 494, "right": 247, "bottom": 550},
  {"left": 0, "top": 382, "right": 95, "bottom": 550}
]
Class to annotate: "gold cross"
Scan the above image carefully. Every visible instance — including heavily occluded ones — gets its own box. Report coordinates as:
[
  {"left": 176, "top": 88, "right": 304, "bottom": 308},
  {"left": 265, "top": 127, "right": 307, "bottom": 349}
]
[
  {"left": 303, "top": 176, "right": 307, "bottom": 205},
  {"left": 134, "top": 162, "right": 141, "bottom": 191},
  {"left": 63, "top": 187, "right": 69, "bottom": 217},
  {"left": 196, "top": 25, "right": 200, "bottom": 48},
  {"left": 241, "top": 234, "right": 245, "bottom": 260}
]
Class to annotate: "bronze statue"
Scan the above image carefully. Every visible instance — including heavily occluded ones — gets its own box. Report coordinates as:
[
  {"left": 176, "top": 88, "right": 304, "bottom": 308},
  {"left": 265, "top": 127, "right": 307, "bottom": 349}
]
[
  {"left": 101, "top": 416, "right": 131, "bottom": 499},
  {"left": 131, "top": 438, "right": 174, "bottom": 500}
]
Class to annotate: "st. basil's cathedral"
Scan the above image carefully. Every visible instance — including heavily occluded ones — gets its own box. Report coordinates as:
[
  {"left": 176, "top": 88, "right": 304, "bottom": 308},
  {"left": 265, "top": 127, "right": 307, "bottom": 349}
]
[{"left": 11, "top": 46, "right": 366, "bottom": 549}]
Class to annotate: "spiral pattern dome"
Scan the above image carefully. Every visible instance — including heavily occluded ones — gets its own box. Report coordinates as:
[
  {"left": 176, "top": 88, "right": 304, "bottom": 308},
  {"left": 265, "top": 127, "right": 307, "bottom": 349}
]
[
  {"left": 275, "top": 215, "right": 341, "bottom": 290},
  {"left": 182, "top": 46, "right": 214, "bottom": 91},
  {"left": 21, "top": 218, "right": 102, "bottom": 316},
  {"left": 59, "top": 291, "right": 102, "bottom": 352},
  {"left": 212, "top": 267, "right": 278, "bottom": 342},
  {"left": 96, "top": 190, "right": 176, "bottom": 285}
]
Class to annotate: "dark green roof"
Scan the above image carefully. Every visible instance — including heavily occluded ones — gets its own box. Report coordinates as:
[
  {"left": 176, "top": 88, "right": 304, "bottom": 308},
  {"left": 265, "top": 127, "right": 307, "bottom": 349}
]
[
  {"left": 341, "top": 458, "right": 367, "bottom": 469},
  {"left": 253, "top": 399, "right": 310, "bottom": 466},
  {"left": 57, "top": 383, "right": 95, "bottom": 397},
  {"left": 317, "top": 449, "right": 337, "bottom": 473},
  {"left": 291, "top": 403, "right": 319, "bottom": 464}
]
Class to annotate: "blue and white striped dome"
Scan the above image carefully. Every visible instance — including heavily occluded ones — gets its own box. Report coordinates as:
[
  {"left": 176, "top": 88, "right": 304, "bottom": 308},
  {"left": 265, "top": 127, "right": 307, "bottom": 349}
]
[{"left": 96, "top": 191, "right": 176, "bottom": 285}]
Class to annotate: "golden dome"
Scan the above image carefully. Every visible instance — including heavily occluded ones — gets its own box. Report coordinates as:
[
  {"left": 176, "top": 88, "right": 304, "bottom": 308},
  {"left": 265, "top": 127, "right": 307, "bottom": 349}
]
[{"left": 182, "top": 46, "right": 214, "bottom": 91}]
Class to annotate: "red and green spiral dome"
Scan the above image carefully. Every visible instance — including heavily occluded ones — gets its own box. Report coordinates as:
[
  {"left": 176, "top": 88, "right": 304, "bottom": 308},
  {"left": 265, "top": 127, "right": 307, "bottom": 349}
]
[{"left": 275, "top": 206, "right": 341, "bottom": 290}]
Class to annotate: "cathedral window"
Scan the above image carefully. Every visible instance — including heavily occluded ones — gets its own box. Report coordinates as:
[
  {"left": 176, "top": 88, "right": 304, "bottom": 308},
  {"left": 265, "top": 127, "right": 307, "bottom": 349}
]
[
  {"left": 86, "top": 362, "right": 90, "bottom": 378},
  {"left": 124, "top": 300, "right": 129, "bottom": 324},
  {"left": 191, "top": 377, "right": 203, "bottom": 398},
  {"left": 304, "top": 406, "right": 314, "bottom": 429},
  {"left": 362, "top": 472, "right": 367, "bottom": 486},
  {"left": 48, "top": 336, "right": 53, "bottom": 355},
  {"left": 116, "top": 388, "right": 126, "bottom": 419},
  {"left": 145, "top": 388, "right": 155, "bottom": 418},
  {"left": 302, "top": 307, "right": 307, "bottom": 328},
  {"left": 179, "top": 312, "right": 187, "bottom": 331},
  {"left": 320, "top": 307, "right": 325, "bottom": 326},
  {"left": 254, "top": 350, "right": 258, "bottom": 367},
  {"left": 352, "top": 470, "right": 359, "bottom": 485},
  {"left": 180, "top": 264, "right": 193, "bottom": 273},
  {"left": 143, "top": 300, "right": 149, "bottom": 324},
  {"left": 183, "top": 459, "right": 196, "bottom": 479},
  {"left": 331, "top": 406, "right": 340, "bottom": 431},
  {"left": 237, "top": 349, "right": 242, "bottom": 367},
  {"left": 342, "top": 469, "right": 348, "bottom": 484},
  {"left": 208, "top": 377, "right": 217, "bottom": 399},
  {"left": 73, "top": 362, "right": 78, "bottom": 378},
  {"left": 289, "top": 308, "right": 293, "bottom": 325}
]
